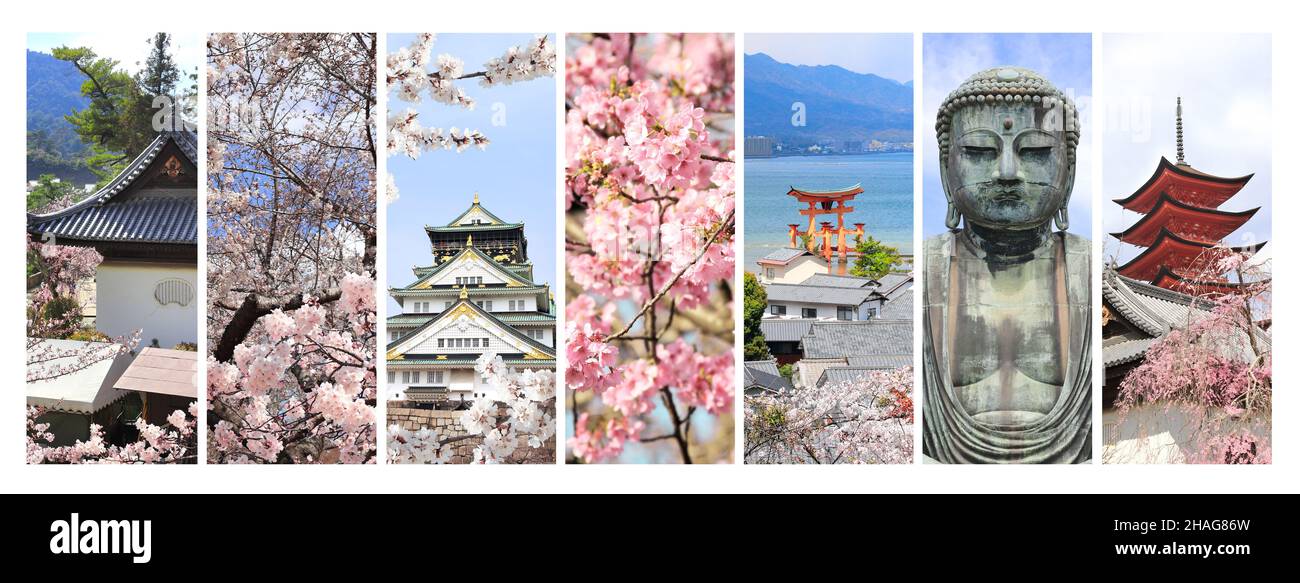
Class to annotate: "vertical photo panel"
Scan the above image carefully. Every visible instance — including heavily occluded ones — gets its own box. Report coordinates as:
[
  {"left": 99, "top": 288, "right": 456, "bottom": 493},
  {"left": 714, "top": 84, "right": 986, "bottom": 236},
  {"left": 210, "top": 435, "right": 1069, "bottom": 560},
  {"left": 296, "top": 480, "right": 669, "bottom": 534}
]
[
  {"left": 384, "top": 33, "right": 558, "bottom": 464},
  {"left": 740, "top": 33, "right": 915, "bottom": 464},
  {"left": 206, "top": 33, "right": 378, "bottom": 464},
  {"left": 1100, "top": 33, "right": 1271, "bottom": 464},
  {"left": 565, "top": 33, "right": 736, "bottom": 464},
  {"left": 26, "top": 33, "right": 201, "bottom": 463},
  {"left": 920, "top": 33, "right": 1093, "bottom": 464}
]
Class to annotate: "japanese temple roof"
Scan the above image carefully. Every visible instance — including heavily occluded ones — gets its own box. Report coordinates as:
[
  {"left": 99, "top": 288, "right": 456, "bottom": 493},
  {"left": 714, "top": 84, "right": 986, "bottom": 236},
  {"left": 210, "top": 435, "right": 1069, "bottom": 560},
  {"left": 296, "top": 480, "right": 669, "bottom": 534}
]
[
  {"left": 1102, "top": 269, "right": 1268, "bottom": 367},
  {"left": 787, "top": 183, "right": 864, "bottom": 198},
  {"left": 29, "top": 197, "right": 198, "bottom": 246},
  {"left": 1103, "top": 271, "right": 1206, "bottom": 338},
  {"left": 1110, "top": 192, "right": 1258, "bottom": 247},
  {"left": 112, "top": 347, "right": 198, "bottom": 399},
  {"left": 27, "top": 130, "right": 198, "bottom": 246},
  {"left": 1116, "top": 228, "right": 1266, "bottom": 281},
  {"left": 1113, "top": 157, "right": 1252, "bottom": 213},
  {"left": 801, "top": 319, "right": 913, "bottom": 359},
  {"left": 1103, "top": 337, "right": 1160, "bottom": 368}
]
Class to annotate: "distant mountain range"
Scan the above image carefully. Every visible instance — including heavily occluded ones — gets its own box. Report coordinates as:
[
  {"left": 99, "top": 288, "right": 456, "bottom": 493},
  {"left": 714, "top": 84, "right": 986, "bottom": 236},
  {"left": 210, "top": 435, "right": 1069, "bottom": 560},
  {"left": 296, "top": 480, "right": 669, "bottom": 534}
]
[
  {"left": 744, "top": 52, "right": 912, "bottom": 146},
  {"left": 27, "top": 50, "right": 95, "bottom": 184}
]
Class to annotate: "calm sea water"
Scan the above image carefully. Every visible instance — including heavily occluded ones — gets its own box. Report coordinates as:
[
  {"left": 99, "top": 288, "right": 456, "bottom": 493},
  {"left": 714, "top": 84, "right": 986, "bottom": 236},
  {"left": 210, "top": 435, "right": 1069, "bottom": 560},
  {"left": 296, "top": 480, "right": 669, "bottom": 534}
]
[{"left": 744, "top": 152, "right": 914, "bottom": 272}]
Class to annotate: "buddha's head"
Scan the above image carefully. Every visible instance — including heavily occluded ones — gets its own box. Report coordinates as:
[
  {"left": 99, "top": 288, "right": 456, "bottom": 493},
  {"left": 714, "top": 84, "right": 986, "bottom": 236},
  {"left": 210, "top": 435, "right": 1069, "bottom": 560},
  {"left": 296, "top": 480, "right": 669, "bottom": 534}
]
[{"left": 937, "top": 67, "right": 1079, "bottom": 232}]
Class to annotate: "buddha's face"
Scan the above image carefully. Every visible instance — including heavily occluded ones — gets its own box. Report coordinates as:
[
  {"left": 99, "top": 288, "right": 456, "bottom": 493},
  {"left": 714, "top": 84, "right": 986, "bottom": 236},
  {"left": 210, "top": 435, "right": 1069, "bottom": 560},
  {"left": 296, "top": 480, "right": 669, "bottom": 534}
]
[{"left": 943, "top": 102, "right": 1073, "bottom": 231}]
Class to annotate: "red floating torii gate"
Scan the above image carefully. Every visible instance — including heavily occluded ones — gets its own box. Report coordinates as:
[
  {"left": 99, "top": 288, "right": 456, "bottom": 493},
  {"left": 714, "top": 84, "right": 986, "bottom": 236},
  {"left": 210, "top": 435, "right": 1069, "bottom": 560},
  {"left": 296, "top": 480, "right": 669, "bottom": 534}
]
[{"left": 786, "top": 184, "right": 866, "bottom": 264}]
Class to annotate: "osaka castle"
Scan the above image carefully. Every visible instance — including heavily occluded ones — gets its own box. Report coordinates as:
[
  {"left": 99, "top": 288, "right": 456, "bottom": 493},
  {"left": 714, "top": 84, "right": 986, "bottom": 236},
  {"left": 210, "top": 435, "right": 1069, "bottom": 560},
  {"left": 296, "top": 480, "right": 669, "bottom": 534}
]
[
  {"left": 386, "top": 194, "right": 556, "bottom": 409},
  {"left": 1110, "top": 98, "right": 1264, "bottom": 295}
]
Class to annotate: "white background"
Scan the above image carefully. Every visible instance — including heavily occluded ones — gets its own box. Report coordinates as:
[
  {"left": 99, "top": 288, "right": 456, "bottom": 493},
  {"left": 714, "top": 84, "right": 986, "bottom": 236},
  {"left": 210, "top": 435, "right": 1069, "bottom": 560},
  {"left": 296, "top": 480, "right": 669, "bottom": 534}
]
[{"left": 2, "top": 0, "right": 1295, "bottom": 493}]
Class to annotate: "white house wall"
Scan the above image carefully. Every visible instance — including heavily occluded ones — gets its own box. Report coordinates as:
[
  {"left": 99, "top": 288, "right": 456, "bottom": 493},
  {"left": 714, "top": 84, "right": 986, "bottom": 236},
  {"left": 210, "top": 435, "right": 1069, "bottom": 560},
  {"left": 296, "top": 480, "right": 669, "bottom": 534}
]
[
  {"left": 766, "top": 300, "right": 858, "bottom": 321},
  {"left": 761, "top": 256, "right": 826, "bottom": 285},
  {"left": 96, "top": 261, "right": 197, "bottom": 349}
]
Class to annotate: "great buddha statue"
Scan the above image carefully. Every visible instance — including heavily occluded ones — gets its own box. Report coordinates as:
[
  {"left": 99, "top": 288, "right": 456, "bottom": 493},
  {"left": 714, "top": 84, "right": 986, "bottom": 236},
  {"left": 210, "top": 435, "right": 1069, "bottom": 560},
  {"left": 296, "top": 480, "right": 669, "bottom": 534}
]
[{"left": 922, "top": 67, "right": 1092, "bottom": 464}]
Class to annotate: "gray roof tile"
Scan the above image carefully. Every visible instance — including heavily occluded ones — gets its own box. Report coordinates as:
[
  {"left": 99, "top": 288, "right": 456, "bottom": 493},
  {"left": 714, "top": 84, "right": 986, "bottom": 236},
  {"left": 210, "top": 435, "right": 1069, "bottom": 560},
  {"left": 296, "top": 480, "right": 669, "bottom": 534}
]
[
  {"left": 30, "top": 197, "right": 197, "bottom": 245},
  {"left": 800, "top": 273, "right": 875, "bottom": 288},
  {"left": 759, "top": 247, "right": 812, "bottom": 263},
  {"left": 801, "top": 319, "right": 913, "bottom": 359},
  {"left": 759, "top": 319, "right": 816, "bottom": 342},
  {"left": 765, "top": 283, "right": 874, "bottom": 305},
  {"left": 876, "top": 289, "right": 913, "bottom": 320}
]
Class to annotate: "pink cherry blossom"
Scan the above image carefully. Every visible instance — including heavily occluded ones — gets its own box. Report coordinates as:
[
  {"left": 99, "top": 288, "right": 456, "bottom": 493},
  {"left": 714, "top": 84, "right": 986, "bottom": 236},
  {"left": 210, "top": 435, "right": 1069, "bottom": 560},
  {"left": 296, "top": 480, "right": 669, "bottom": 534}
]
[{"left": 565, "top": 34, "right": 735, "bottom": 464}]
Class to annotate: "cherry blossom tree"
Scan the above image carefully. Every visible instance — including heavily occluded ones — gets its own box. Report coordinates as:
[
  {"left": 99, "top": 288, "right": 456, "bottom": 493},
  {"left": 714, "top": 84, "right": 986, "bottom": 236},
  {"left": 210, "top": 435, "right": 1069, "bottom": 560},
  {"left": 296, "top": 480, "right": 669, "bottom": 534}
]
[
  {"left": 26, "top": 241, "right": 138, "bottom": 382},
  {"left": 744, "top": 367, "right": 914, "bottom": 465},
  {"left": 1109, "top": 249, "right": 1271, "bottom": 464},
  {"left": 206, "top": 33, "right": 377, "bottom": 463},
  {"left": 27, "top": 404, "right": 198, "bottom": 464},
  {"left": 565, "top": 33, "right": 736, "bottom": 464},
  {"left": 384, "top": 33, "right": 555, "bottom": 204},
  {"left": 388, "top": 353, "right": 556, "bottom": 464}
]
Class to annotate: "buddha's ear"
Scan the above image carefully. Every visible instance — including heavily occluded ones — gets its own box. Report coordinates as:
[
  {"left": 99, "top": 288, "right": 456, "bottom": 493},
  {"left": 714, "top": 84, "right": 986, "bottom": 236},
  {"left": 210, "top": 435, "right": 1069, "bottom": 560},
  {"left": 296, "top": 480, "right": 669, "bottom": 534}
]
[
  {"left": 1062, "top": 144, "right": 1077, "bottom": 206},
  {"left": 939, "top": 153, "right": 961, "bottom": 230}
]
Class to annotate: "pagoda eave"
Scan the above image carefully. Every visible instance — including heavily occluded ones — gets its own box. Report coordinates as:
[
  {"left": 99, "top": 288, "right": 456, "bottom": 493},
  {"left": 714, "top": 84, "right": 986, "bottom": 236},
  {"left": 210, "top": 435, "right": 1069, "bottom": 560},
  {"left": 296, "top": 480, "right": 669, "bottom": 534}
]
[
  {"left": 1110, "top": 193, "right": 1259, "bottom": 247},
  {"left": 1115, "top": 229, "right": 1261, "bottom": 281},
  {"left": 1150, "top": 266, "right": 1258, "bottom": 296},
  {"left": 1113, "top": 157, "right": 1253, "bottom": 213}
]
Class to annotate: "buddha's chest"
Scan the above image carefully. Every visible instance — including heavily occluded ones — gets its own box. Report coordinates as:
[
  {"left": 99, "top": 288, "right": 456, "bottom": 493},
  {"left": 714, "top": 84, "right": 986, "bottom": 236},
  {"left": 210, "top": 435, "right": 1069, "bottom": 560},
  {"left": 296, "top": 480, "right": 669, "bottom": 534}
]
[{"left": 945, "top": 258, "right": 1066, "bottom": 415}]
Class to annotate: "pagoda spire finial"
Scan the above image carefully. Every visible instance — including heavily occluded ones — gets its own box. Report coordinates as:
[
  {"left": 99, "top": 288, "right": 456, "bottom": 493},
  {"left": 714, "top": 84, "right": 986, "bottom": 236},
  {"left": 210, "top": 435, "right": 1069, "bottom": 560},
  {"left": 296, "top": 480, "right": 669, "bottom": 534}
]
[
  {"left": 473, "top": 192, "right": 479, "bottom": 204},
  {"left": 459, "top": 285, "right": 469, "bottom": 300},
  {"left": 466, "top": 234, "right": 473, "bottom": 247},
  {"left": 1176, "top": 96, "right": 1186, "bottom": 165}
]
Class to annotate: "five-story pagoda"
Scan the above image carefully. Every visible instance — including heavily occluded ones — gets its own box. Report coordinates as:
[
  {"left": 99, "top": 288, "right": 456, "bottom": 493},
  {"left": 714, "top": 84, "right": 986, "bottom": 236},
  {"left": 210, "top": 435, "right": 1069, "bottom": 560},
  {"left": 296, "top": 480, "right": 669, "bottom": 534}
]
[{"left": 1110, "top": 98, "right": 1264, "bottom": 295}]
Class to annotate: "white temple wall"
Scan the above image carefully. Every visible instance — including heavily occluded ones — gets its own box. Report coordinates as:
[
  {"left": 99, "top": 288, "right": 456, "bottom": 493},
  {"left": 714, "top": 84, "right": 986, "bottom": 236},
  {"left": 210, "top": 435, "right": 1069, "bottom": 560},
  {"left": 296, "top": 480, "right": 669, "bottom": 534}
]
[
  {"left": 96, "top": 261, "right": 197, "bottom": 349},
  {"left": 1102, "top": 405, "right": 1270, "bottom": 464}
]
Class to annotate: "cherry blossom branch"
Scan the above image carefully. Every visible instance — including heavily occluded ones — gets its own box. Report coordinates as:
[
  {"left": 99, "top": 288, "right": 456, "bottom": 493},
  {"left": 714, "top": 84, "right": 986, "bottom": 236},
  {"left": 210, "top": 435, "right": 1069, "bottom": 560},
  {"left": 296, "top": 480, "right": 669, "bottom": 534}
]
[{"left": 608, "top": 207, "right": 735, "bottom": 341}]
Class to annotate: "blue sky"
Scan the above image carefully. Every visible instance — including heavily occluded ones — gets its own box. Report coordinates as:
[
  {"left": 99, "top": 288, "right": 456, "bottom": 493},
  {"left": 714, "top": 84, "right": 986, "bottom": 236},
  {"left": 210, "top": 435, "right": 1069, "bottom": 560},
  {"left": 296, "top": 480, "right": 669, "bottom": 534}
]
[
  {"left": 386, "top": 33, "right": 556, "bottom": 312},
  {"left": 1101, "top": 33, "right": 1271, "bottom": 265},
  {"left": 922, "top": 33, "right": 1092, "bottom": 238},
  {"left": 745, "top": 33, "right": 913, "bottom": 83},
  {"left": 28, "top": 32, "right": 202, "bottom": 78}
]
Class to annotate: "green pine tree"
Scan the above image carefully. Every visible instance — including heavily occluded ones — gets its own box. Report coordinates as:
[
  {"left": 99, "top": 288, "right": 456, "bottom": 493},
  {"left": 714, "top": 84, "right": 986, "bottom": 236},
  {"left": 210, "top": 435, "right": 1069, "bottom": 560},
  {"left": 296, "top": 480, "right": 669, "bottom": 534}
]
[{"left": 850, "top": 235, "right": 902, "bottom": 280}]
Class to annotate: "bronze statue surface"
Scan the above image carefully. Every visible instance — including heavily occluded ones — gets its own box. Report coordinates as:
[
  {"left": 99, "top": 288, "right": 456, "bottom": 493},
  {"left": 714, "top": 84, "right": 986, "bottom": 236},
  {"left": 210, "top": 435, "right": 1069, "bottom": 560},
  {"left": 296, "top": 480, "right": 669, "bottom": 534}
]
[{"left": 922, "top": 67, "right": 1092, "bottom": 464}]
